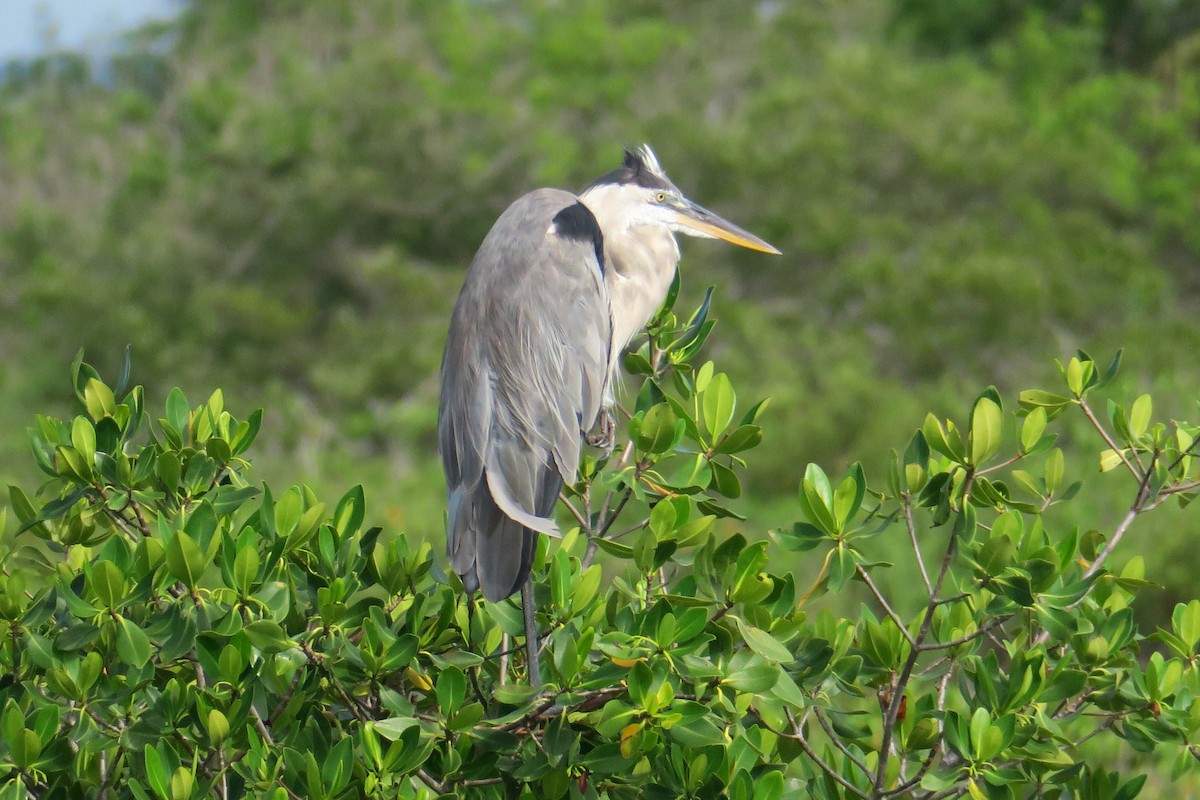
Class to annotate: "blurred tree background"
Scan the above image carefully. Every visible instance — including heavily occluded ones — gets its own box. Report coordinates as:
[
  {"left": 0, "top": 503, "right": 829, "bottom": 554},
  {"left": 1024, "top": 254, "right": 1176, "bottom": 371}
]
[{"left": 2, "top": 0, "right": 1200, "bottom": 628}]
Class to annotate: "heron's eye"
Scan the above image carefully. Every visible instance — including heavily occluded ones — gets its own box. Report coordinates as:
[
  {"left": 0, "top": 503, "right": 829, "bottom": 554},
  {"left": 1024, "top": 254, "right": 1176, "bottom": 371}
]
[{"left": 655, "top": 192, "right": 667, "bottom": 202}]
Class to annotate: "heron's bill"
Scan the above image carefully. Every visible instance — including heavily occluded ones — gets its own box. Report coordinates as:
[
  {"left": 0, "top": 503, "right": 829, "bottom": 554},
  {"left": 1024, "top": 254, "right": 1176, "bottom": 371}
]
[{"left": 674, "top": 201, "right": 781, "bottom": 255}]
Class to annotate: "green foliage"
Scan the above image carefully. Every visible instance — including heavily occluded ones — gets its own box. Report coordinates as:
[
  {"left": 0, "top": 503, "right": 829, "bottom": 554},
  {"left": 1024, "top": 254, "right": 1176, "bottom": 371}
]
[
  {"left": 4, "top": 292, "right": 1200, "bottom": 796},
  {"left": 4, "top": 0, "right": 1200, "bottom": 582},
  {"left": 890, "top": 0, "right": 1199, "bottom": 70},
  {"left": 4, "top": 0, "right": 1200, "bottom": 794}
]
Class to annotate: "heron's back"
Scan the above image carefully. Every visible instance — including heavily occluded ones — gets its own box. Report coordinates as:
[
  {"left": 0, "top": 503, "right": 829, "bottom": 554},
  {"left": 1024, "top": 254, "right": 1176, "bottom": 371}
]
[{"left": 438, "top": 188, "right": 611, "bottom": 600}]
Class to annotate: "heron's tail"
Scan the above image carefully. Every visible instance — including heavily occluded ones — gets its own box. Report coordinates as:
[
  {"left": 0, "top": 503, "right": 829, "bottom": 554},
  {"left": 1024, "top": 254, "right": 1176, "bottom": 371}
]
[{"left": 447, "top": 465, "right": 561, "bottom": 601}]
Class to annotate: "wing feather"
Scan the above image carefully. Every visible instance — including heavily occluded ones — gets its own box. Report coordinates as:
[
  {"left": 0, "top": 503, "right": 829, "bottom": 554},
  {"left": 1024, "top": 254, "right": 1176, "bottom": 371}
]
[{"left": 439, "top": 189, "right": 610, "bottom": 600}]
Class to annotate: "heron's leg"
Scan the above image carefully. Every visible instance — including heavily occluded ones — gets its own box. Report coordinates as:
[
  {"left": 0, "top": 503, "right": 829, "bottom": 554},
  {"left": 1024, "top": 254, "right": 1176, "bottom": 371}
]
[
  {"left": 585, "top": 407, "right": 617, "bottom": 453},
  {"left": 521, "top": 576, "right": 542, "bottom": 686}
]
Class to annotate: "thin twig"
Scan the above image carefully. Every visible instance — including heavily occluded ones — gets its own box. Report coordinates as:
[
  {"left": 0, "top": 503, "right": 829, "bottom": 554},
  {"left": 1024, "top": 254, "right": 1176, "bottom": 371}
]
[
  {"left": 1152, "top": 478, "right": 1200, "bottom": 504},
  {"left": 268, "top": 668, "right": 304, "bottom": 725},
  {"left": 611, "top": 516, "right": 651, "bottom": 540},
  {"left": 904, "top": 496, "right": 933, "bottom": 594},
  {"left": 558, "top": 493, "right": 589, "bottom": 531},
  {"left": 416, "top": 769, "right": 447, "bottom": 794},
  {"left": 783, "top": 708, "right": 870, "bottom": 800},
  {"left": 882, "top": 731, "right": 944, "bottom": 798},
  {"left": 874, "top": 480, "right": 965, "bottom": 796},
  {"left": 98, "top": 751, "right": 109, "bottom": 800},
  {"left": 855, "top": 564, "right": 915, "bottom": 646},
  {"left": 1069, "top": 714, "right": 1123, "bottom": 748},
  {"left": 79, "top": 702, "right": 124, "bottom": 736},
  {"left": 499, "top": 632, "right": 510, "bottom": 686},
  {"left": 250, "top": 705, "right": 275, "bottom": 746},
  {"left": 975, "top": 452, "right": 1024, "bottom": 476},
  {"left": 1166, "top": 434, "right": 1200, "bottom": 472},
  {"left": 1081, "top": 466, "right": 1154, "bottom": 581},
  {"left": 1079, "top": 399, "right": 1143, "bottom": 478},
  {"left": 917, "top": 617, "right": 1007, "bottom": 652},
  {"left": 812, "top": 707, "right": 871, "bottom": 779}
]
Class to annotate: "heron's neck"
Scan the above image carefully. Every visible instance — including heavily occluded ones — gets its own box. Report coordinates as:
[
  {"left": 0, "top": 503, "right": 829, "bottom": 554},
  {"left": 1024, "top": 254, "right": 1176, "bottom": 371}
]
[
  {"left": 602, "top": 223, "right": 680, "bottom": 361},
  {"left": 578, "top": 186, "right": 682, "bottom": 382}
]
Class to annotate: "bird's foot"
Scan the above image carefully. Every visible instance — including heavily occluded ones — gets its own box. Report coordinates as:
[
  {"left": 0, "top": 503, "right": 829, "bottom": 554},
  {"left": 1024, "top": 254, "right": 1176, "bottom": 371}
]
[{"left": 585, "top": 409, "right": 617, "bottom": 454}]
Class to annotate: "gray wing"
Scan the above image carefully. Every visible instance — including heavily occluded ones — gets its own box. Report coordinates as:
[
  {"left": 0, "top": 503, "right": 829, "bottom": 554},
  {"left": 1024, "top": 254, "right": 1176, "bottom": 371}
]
[{"left": 438, "top": 188, "right": 610, "bottom": 601}]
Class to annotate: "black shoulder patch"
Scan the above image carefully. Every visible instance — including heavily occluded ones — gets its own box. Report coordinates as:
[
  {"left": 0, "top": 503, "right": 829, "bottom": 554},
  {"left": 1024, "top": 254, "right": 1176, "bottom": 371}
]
[{"left": 553, "top": 202, "right": 605, "bottom": 274}]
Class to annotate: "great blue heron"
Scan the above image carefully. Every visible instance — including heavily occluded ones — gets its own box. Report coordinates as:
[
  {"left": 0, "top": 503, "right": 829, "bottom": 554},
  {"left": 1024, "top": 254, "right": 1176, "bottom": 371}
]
[{"left": 438, "top": 145, "right": 779, "bottom": 683}]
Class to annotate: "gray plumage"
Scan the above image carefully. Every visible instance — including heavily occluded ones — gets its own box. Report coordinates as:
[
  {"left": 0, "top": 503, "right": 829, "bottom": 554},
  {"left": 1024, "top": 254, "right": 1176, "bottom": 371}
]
[
  {"left": 439, "top": 146, "right": 779, "bottom": 609},
  {"left": 440, "top": 188, "right": 610, "bottom": 601}
]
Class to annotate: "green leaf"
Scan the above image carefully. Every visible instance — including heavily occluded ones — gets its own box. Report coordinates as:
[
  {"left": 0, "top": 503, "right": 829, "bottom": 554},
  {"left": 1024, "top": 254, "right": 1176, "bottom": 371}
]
[
  {"left": 71, "top": 350, "right": 101, "bottom": 405},
  {"left": 1065, "top": 357, "right": 1085, "bottom": 396},
  {"left": 1044, "top": 448, "right": 1064, "bottom": 496},
  {"left": 665, "top": 715, "right": 724, "bottom": 747},
  {"left": 968, "top": 707, "right": 993, "bottom": 761},
  {"left": 332, "top": 485, "right": 366, "bottom": 538},
  {"left": 55, "top": 445, "right": 92, "bottom": 481},
  {"left": 573, "top": 563, "right": 603, "bottom": 610},
  {"left": 799, "top": 463, "right": 837, "bottom": 533},
  {"left": 550, "top": 549, "right": 571, "bottom": 613},
  {"left": 165, "top": 388, "right": 190, "bottom": 443},
  {"left": 116, "top": 615, "right": 152, "bottom": 668},
  {"left": 709, "top": 461, "right": 742, "bottom": 499},
  {"left": 436, "top": 667, "right": 467, "bottom": 713},
  {"left": 1021, "top": 407, "right": 1047, "bottom": 453},
  {"left": 637, "top": 403, "right": 679, "bottom": 454},
  {"left": 674, "top": 286, "right": 715, "bottom": 352},
  {"left": 1018, "top": 390, "right": 1072, "bottom": 410},
  {"left": 493, "top": 684, "right": 540, "bottom": 705},
  {"left": 832, "top": 462, "right": 866, "bottom": 529},
  {"left": 6, "top": 726, "right": 39, "bottom": 769},
  {"left": 722, "top": 663, "right": 780, "bottom": 693},
  {"left": 166, "top": 531, "right": 207, "bottom": 588},
  {"left": 1115, "top": 775, "right": 1147, "bottom": 800},
  {"left": 84, "top": 378, "right": 117, "bottom": 421},
  {"left": 1, "top": 704, "right": 21, "bottom": 755},
  {"left": 771, "top": 522, "right": 827, "bottom": 552},
  {"left": 1173, "top": 600, "right": 1200, "bottom": 652},
  {"left": 827, "top": 546, "right": 857, "bottom": 592},
  {"left": 78, "top": 652, "right": 103, "bottom": 693},
  {"left": 233, "top": 546, "right": 260, "bottom": 596},
  {"left": 953, "top": 504, "right": 978, "bottom": 543},
  {"left": 71, "top": 416, "right": 97, "bottom": 463},
  {"left": 89, "top": 561, "right": 127, "bottom": 610},
  {"left": 739, "top": 397, "right": 771, "bottom": 426},
  {"left": 157, "top": 451, "right": 180, "bottom": 493},
  {"left": 1129, "top": 394, "right": 1152, "bottom": 439},
  {"left": 169, "top": 767, "right": 195, "bottom": 800},
  {"left": 754, "top": 771, "right": 785, "bottom": 800},
  {"left": 1100, "top": 449, "right": 1126, "bottom": 473},
  {"left": 923, "top": 413, "right": 964, "bottom": 461},
  {"left": 205, "top": 437, "right": 232, "bottom": 463},
  {"left": 732, "top": 616, "right": 793, "bottom": 663},
  {"left": 145, "top": 746, "right": 170, "bottom": 800},
  {"left": 231, "top": 409, "right": 263, "bottom": 456},
  {"left": 323, "top": 737, "right": 354, "bottom": 794},
  {"left": 184, "top": 501, "right": 218, "bottom": 550},
  {"left": 702, "top": 372, "right": 736, "bottom": 438},
  {"left": 274, "top": 487, "right": 304, "bottom": 539},
  {"left": 714, "top": 424, "right": 762, "bottom": 454},
  {"left": 970, "top": 396, "right": 1002, "bottom": 465},
  {"left": 206, "top": 709, "right": 230, "bottom": 745},
  {"left": 244, "top": 620, "right": 293, "bottom": 654},
  {"left": 115, "top": 345, "right": 134, "bottom": 394}
]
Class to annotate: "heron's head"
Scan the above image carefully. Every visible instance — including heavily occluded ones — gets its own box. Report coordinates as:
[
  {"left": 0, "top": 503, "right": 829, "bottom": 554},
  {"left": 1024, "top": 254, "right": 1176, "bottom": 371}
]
[{"left": 580, "top": 145, "right": 780, "bottom": 255}]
